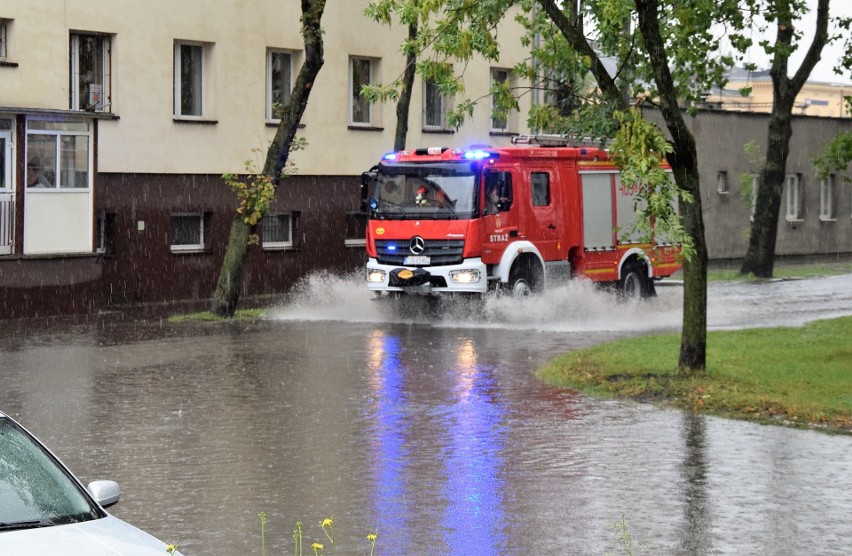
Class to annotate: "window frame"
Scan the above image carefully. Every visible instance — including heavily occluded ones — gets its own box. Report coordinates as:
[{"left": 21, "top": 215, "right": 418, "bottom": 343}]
[
  {"left": 349, "top": 56, "right": 374, "bottom": 126},
  {"left": 716, "top": 170, "right": 729, "bottom": 195},
  {"left": 70, "top": 32, "right": 112, "bottom": 112},
  {"left": 490, "top": 68, "right": 511, "bottom": 132},
  {"left": 749, "top": 174, "right": 759, "bottom": 221},
  {"left": 0, "top": 19, "right": 9, "bottom": 61},
  {"left": 266, "top": 49, "right": 293, "bottom": 123},
  {"left": 25, "top": 120, "right": 92, "bottom": 191},
  {"left": 819, "top": 175, "right": 835, "bottom": 221},
  {"left": 261, "top": 212, "right": 294, "bottom": 250},
  {"left": 784, "top": 173, "right": 803, "bottom": 222},
  {"left": 344, "top": 212, "right": 367, "bottom": 247},
  {"left": 423, "top": 77, "right": 448, "bottom": 130},
  {"left": 173, "top": 41, "right": 205, "bottom": 119},
  {"left": 170, "top": 212, "right": 205, "bottom": 252}
]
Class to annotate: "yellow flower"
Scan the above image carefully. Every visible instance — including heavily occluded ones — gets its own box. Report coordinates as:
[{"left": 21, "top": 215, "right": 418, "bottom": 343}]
[
  {"left": 165, "top": 545, "right": 177, "bottom": 555},
  {"left": 312, "top": 542, "right": 324, "bottom": 551},
  {"left": 322, "top": 517, "right": 333, "bottom": 528},
  {"left": 367, "top": 533, "right": 377, "bottom": 542}
]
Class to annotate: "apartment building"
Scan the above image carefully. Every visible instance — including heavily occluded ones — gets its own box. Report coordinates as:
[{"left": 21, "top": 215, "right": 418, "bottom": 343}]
[{"left": 0, "top": 1, "right": 533, "bottom": 317}]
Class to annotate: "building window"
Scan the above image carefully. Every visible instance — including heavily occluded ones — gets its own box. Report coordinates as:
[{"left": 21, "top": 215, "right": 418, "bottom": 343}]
[
  {"left": 0, "top": 19, "right": 9, "bottom": 61},
  {"left": 267, "top": 50, "right": 292, "bottom": 122},
  {"left": 70, "top": 33, "right": 111, "bottom": 112},
  {"left": 717, "top": 170, "right": 729, "bottom": 194},
  {"left": 490, "top": 68, "right": 511, "bottom": 132},
  {"left": 96, "top": 211, "right": 116, "bottom": 255},
  {"left": 174, "top": 42, "right": 205, "bottom": 117},
  {"left": 819, "top": 175, "right": 835, "bottom": 221},
  {"left": 532, "top": 172, "right": 550, "bottom": 206},
  {"left": 262, "top": 212, "right": 294, "bottom": 249},
  {"left": 350, "top": 57, "right": 375, "bottom": 125},
  {"left": 785, "top": 173, "right": 803, "bottom": 221},
  {"left": 345, "top": 212, "right": 367, "bottom": 247},
  {"left": 749, "top": 174, "right": 759, "bottom": 220},
  {"left": 423, "top": 78, "right": 447, "bottom": 129},
  {"left": 26, "top": 120, "right": 90, "bottom": 190},
  {"left": 171, "top": 213, "right": 205, "bottom": 251}
]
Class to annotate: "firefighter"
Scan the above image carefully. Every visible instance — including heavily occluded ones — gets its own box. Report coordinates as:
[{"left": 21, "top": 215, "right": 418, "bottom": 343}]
[{"left": 485, "top": 183, "right": 501, "bottom": 213}]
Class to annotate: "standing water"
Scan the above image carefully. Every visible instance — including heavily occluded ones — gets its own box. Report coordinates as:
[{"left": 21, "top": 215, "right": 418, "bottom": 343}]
[{"left": 1, "top": 272, "right": 850, "bottom": 554}]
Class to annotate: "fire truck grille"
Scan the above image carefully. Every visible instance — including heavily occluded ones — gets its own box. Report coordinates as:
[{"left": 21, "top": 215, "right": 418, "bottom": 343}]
[{"left": 375, "top": 239, "right": 465, "bottom": 266}]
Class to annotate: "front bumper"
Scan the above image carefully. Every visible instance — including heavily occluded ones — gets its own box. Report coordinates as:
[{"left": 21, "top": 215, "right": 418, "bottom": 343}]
[{"left": 366, "top": 257, "right": 488, "bottom": 295}]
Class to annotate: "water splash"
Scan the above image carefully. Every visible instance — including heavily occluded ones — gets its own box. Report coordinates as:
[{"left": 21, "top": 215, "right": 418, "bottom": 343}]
[{"left": 268, "top": 271, "right": 685, "bottom": 333}]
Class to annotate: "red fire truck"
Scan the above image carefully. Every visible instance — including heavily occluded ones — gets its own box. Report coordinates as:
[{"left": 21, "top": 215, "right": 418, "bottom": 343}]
[{"left": 362, "top": 135, "right": 682, "bottom": 299}]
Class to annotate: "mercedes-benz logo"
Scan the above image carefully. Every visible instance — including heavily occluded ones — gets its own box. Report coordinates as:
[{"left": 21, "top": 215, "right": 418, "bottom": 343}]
[{"left": 409, "top": 236, "right": 426, "bottom": 255}]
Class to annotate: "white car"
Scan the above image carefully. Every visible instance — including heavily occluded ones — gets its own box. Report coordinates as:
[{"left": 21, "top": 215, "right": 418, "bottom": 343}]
[{"left": 0, "top": 411, "right": 182, "bottom": 555}]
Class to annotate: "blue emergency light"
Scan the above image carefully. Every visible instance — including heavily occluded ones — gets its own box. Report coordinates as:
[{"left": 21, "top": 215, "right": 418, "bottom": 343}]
[
  {"left": 383, "top": 152, "right": 398, "bottom": 160},
  {"left": 463, "top": 150, "right": 492, "bottom": 160}
]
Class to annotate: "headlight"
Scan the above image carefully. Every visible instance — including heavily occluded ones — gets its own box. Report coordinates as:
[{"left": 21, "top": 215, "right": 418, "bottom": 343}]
[
  {"left": 450, "top": 269, "right": 481, "bottom": 284},
  {"left": 366, "top": 269, "right": 386, "bottom": 283}
]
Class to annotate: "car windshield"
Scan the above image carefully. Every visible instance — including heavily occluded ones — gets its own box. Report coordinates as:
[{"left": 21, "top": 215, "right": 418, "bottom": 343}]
[
  {"left": 373, "top": 161, "right": 477, "bottom": 220},
  {"left": 0, "top": 417, "right": 100, "bottom": 531}
]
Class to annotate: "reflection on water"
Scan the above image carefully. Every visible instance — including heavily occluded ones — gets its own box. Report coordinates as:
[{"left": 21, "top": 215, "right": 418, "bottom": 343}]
[
  {"left": 365, "top": 331, "right": 410, "bottom": 550},
  {"left": 365, "top": 330, "right": 507, "bottom": 555},
  {"left": 1, "top": 272, "right": 851, "bottom": 554}
]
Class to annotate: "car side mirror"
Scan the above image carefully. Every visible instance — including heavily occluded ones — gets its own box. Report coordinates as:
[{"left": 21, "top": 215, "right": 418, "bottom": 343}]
[{"left": 87, "top": 480, "right": 122, "bottom": 508}]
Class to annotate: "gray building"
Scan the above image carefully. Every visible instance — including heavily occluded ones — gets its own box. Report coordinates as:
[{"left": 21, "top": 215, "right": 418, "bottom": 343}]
[{"left": 673, "top": 109, "right": 850, "bottom": 260}]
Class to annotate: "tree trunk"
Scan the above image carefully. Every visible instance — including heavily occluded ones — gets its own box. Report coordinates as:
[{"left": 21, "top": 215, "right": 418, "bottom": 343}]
[
  {"left": 394, "top": 22, "right": 418, "bottom": 152},
  {"left": 635, "top": 0, "right": 708, "bottom": 372},
  {"left": 210, "top": 217, "right": 254, "bottom": 317},
  {"left": 740, "top": 114, "right": 792, "bottom": 277},
  {"left": 211, "top": 0, "right": 327, "bottom": 317},
  {"left": 676, "top": 165, "right": 709, "bottom": 371},
  {"left": 740, "top": 0, "right": 830, "bottom": 278}
]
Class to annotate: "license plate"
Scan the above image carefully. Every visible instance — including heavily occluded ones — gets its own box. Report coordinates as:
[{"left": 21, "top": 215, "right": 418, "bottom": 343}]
[{"left": 403, "top": 256, "right": 430, "bottom": 265}]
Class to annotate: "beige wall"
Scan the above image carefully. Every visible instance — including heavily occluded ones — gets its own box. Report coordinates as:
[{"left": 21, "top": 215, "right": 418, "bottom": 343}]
[{"left": 0, "top": 0, "right": 532, "bottom": 176}]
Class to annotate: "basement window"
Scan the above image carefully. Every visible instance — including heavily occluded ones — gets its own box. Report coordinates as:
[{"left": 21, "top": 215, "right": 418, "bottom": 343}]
[{"left": 171, "top": 212, "right": 206, "bottom": 252}]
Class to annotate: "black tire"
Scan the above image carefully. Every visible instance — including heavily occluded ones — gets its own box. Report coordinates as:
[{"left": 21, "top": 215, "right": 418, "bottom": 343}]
[
  {"left": 508, "top": 266, "right": 532, "bottom": 297},
  {"left": 618, "top": 262, "right": 646, "bottom": 301}
]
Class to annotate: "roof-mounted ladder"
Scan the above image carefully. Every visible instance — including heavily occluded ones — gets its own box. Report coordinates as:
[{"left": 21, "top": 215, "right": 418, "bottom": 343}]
[{"left": 511, "top": 134, "right": 608, "bottom": 148}]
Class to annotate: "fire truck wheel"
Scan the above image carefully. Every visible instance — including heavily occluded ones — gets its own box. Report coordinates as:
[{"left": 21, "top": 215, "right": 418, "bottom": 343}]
[
  {"left": 508, "top": 268, "right": 532, "bottom": 297},
  {"left": 619, "top": 262, "right": 646, "bottom": 301},
  {"left": 511, "top": 277, "right": 532, "bottom": 297}
]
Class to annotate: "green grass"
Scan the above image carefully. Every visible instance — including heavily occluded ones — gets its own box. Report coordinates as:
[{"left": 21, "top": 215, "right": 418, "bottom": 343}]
[
  {"left": 537, "top": 316, "right": 852, "bottom": 433},
  {"left": 709, "top": 262, "right": 852, "bottom": 281},
  {"left": 167, "top": 308, "right": 267, "bottom": 323},
  {"left": 669, "top": 260, "right": 852, "bottom": 282}
]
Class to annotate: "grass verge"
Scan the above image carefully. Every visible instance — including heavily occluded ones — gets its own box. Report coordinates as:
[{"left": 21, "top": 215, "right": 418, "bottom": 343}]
[
  {"left": 707, "top": 262, "right": 852, "bottom": 281},
  {"left": 537, "top": 316, "right": 852, "bottom": 434},
  {"left": 667, "top": 260, "right": 852, "bottom": 282},
  {"left": 167, "top": 308, "right": 267, "bottom": 323}
]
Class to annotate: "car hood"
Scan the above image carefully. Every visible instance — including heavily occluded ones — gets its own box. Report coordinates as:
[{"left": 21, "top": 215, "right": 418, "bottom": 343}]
[{"left": 0, "top": 515, "right": 181, "bottom": 555}]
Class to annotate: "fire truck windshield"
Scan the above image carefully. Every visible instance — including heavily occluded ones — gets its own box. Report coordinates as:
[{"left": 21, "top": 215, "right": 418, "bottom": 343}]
[{"left": 373, "top": 162, "right": 477, "bottom": 220}]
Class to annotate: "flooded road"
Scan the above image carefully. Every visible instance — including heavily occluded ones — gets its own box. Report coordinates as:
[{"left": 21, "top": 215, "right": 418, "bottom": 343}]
[{"left": 1, "top": 273, "right": 851, "bottom": 555}]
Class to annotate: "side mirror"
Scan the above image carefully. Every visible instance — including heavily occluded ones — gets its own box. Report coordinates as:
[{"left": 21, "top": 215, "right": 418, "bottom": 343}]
[
  {"left": 87, "top": 480, "right": 122, "bottom": 508},
  {"left": 360, "top": 167, "right": 378, "bottom": 214}
]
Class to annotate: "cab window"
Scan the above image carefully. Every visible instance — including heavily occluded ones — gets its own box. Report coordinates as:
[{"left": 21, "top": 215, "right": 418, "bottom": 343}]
[
  {"left": 532, "top": 172, "right": 550, "bottom": 206},
  {"left": 484, "top": 170, "right": 512, "bottom": 214}
]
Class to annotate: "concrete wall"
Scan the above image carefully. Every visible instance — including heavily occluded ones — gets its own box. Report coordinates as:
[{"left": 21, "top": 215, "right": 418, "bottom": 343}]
[{"left": 646, "top": 108, "right": 852, "bottom": 259}]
